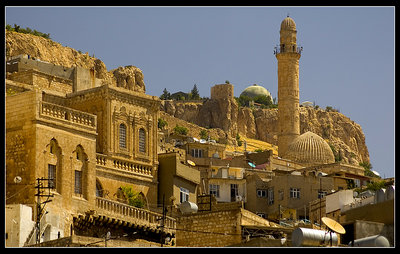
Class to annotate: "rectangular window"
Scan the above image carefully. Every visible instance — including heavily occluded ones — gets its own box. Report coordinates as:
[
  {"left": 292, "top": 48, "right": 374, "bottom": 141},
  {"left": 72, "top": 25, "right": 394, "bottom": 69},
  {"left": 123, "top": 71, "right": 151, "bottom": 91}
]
[
  {"left": 139, "top": 128, "right": 146, "bottom": 153},
  {"left": 191, "top": 149, "right": 203, "bottom": 158},
  {"left": 318, "top": 191, "right": 328, "bottom": 199},
  {"left": 231, "top": 184, "right": 238, "bottom": 201},
  {"left": 48, "top": 164, "right": 56, "bottom": 189},
  {"left": 74, "top": 170, "right": 82, "bottom": 194},
  {"left": 119, "top": 124, "right": 127, "bottom": 149},
  {"left": 209, "top": 184, "right": 220, "bottom": 198},
  {"left": 290, "top": 188, "right": 301, "bottom": 199},
  {"left": 180, "top": 187, "right": 189, "bottom": 203},
  {"left": 257, "top": 189, "right": 266, "bottom": 198},
  {"left": 268, "top": 188, "right": 274, "bottom": 205}
]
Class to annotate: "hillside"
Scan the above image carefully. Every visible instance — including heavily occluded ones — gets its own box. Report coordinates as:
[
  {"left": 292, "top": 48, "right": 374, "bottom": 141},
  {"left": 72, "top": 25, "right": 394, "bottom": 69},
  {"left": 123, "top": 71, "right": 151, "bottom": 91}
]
[
  {"left": 6, "top": 30, "right": 369, "bottom": 166},
  {"left": 161, "top": 98, "right": 370, "bottom": 166}
]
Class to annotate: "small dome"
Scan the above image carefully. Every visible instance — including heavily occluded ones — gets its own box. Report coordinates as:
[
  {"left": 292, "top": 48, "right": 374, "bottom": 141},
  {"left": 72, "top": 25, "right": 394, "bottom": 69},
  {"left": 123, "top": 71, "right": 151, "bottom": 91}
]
[
  {"left": 284, "top": 131, "right": 335, "bottom": 165},
  {"left": 280, "top": 16, "right": 296, "bottom": 31},
  {"left": 240, "top": 84, "right": 272, "bottom": 99}
]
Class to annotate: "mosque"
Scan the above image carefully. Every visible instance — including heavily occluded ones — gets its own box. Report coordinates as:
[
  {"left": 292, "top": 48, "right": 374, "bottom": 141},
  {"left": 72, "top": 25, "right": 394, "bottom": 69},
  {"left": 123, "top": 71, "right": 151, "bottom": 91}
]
[{"left": 238, "top": 16, "right": 335, "bottom": 166}]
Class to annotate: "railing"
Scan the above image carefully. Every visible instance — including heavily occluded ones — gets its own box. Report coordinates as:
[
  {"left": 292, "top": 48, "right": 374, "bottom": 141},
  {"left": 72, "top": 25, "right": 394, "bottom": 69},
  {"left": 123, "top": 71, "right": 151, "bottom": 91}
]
[
  {"left": 39, "top": 101, "right": 96, "bottom": 130},
  {"left": 274, "top": 45, "right": 303, "bottom": 55},
  {"left": 96, "top": 154, "right": 153, "bottom": 176},
  {"left": 95, "top": 197, "right": 176, "bottom": 233}
]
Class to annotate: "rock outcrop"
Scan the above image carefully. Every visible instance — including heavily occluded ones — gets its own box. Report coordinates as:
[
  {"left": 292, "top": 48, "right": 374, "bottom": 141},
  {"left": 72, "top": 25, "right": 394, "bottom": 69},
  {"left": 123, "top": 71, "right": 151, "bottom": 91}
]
[
  {"left": 6, "top": 30, "right": 145, "bottom": 93},
  {"left": 160, "top": 99, "right": 370, "bottom": 165}
]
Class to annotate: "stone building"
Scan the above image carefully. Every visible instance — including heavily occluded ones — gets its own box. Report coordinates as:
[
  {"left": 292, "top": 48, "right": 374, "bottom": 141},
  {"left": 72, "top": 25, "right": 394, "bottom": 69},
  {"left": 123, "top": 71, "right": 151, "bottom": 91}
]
[{"left": 5, "top": 54, "right": 174, "bottom": 246}]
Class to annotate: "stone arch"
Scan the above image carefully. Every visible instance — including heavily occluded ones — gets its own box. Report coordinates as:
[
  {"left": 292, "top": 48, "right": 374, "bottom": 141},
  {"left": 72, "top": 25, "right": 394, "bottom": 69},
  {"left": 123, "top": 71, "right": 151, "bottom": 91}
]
[
  {"left": 45, "top": 138, "right": 62, "bottom": 193},
  {"left": 73, "top": 144, "right": 88, "bottom": 198},
  {"left": 95, "top": 178, "right": 105, "bottom": 198}
]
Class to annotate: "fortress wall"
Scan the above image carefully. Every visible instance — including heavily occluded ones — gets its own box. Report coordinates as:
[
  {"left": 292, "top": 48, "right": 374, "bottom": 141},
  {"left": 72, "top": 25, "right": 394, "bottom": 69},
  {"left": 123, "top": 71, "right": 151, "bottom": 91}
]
[{"left": 211, "top": 83, "right": 234, "bottom": 100}]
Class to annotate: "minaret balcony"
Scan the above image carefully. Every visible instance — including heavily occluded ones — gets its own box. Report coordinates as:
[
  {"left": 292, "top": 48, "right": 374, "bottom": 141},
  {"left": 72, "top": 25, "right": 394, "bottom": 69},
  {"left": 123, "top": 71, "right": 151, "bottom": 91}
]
[{"left": 274, "top": 45, "right": 303, "bottom": 55}]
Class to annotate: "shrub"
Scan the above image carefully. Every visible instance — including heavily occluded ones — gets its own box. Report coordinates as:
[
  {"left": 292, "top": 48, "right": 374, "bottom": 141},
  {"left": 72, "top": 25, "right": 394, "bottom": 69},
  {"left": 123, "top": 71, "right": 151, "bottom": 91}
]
[{"left": 174, "top": 125, "right": 188, "bottom": 135}]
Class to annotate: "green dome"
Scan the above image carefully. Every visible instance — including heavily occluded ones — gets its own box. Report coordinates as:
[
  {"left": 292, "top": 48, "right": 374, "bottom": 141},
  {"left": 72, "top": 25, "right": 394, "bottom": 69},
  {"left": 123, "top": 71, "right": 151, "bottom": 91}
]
[{"left": 240, "top": 84, "right": 272, "bottom": 99}]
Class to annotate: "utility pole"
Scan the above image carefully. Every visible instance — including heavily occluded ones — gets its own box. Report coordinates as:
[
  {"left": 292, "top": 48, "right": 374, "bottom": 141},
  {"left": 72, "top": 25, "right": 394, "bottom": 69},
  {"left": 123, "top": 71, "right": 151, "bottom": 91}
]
[
  {"left": 159, "top": 194, "right": 166, "bottom": 247},
  {"left": 34, "top": 177, "right": 54, "bottom": 244}
]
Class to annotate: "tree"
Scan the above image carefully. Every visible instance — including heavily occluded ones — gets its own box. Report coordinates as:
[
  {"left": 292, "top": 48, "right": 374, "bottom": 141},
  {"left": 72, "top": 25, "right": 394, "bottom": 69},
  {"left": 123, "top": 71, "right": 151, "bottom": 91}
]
[
  {"left": 199, "top": 129, "right": 208, "bottom": 140},
  {"left": 119, "top": 186, "right": 145, "bottom": 208},
  {"left": 190, "top": 84, "right": 200, "bottom": 100},
  {"left": 158, "top": 118, "right": 168, "bottom": 129},
  {"left": 160, "top": 88, "right": 171, "bottom": 100},
  {"left": 174, "top": 125, "right": 188, "bottom": 135}
]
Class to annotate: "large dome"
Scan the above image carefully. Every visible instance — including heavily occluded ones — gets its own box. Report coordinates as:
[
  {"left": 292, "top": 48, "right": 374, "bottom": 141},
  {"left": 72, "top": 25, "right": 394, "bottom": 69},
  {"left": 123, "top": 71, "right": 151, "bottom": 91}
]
[
  {"left": 284, "top": 131, "right": 335, "bottom": 165},
  {"left": 240, "top": 84, "right": 272, "bottom": 99},
  {"left": 280, "top": 16, "right": 296, "bottom": 31}
]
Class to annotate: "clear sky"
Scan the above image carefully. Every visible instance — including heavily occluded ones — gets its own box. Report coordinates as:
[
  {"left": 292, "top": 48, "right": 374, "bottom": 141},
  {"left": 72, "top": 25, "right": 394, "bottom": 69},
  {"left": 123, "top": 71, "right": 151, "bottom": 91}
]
[{"left": 5, "top": 6, "right": 394, "bottom": 178}]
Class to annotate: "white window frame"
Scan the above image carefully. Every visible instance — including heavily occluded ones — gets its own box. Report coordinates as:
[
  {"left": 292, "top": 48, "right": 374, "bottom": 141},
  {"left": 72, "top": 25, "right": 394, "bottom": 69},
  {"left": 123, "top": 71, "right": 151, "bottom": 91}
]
[
  {"left": 209, "top": 184, "right": 220, "bottom": 198},
  {"left": 180, "top": 187, "right": 189, "bottom": 203},
  {"left": 290, "top": 188, "right": 301, "bottom": 199}
]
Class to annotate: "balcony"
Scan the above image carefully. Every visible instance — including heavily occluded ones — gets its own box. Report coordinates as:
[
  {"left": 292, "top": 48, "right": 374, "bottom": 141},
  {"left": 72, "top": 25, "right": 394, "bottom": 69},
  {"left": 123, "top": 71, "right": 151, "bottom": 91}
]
[
  {"left": 38, "top": 101, "right": 96, "bottom": 132},
  {"left": 95, "top": 197, "right": 176, "bottom": 234},
  {"left": 274, "top": 45, "right": 303, "bottom": 55},
  {"left": 96, "top": 153, "right": 153, "bottom": 178}
]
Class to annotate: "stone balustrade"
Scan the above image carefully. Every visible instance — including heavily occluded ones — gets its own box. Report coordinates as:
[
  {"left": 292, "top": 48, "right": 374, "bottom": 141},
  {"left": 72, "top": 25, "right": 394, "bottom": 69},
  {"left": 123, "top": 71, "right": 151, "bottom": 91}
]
[
  {"left": 95, "top": 197, "right": 176, "bottom": 233},
  {"left": 39, "top": 101, "right": 96, "bottom": 129},
  {"left": 96, "top": 154, "right": 152, "bottom": 176}
]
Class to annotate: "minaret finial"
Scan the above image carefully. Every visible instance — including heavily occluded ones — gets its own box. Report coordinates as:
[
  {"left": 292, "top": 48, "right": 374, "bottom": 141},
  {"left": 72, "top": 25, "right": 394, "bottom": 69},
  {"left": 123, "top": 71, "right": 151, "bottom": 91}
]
[{"left": 287, "top": 13, "right": 290, "bottom": 17}]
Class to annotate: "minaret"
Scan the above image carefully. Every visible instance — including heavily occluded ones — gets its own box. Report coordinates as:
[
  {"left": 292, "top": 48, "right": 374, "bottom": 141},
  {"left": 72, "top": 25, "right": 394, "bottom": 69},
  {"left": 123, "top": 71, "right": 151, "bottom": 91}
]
[{"left": 275, "top": 16, "right": 302, "bottom": 157}]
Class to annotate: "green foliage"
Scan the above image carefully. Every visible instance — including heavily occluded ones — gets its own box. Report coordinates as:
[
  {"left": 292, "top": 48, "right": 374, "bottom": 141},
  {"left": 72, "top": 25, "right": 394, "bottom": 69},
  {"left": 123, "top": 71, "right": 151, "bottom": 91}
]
[
  {"left": 174, "top": 125, "right": 188, "bottom": 135},
  {"left": 325, "top": 106, "right": 339, "bottom": 112},
  {"left": 225, "top": 80, "right": 230, "bottom": 84},
  {"left": 199, "top": 129, "right": 208, "bottom": 140},
  {"left": 236, "top": 133, "right": 243, "bottom": 147},
  {"left": 254, "top": 148, "right": 264, "bottom": 153},
  {"left": 120, "top": 186, "right": 145, "bottom": 208},
  {"left": 6, "top": 24, "right": 50, "bottom": 39},
  {"left": 366, "top": 180, "right": 386, "bottom": 191},
  {"left": 160, "top": 88, "right": 171, "bottom": 100},
  {"left": 158, "top": 118, "right": 168, "bottom": 129},
  {"left": 189, "top": 84, "right": 200, "bottom": 100},
  {"left": 237, "top": 94, "right": 275, "bottom": 109}
]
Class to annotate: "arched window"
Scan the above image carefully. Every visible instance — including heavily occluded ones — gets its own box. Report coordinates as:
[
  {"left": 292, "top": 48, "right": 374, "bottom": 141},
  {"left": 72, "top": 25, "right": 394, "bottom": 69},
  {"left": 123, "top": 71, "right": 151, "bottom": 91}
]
[
  {"left": 138, "top": 128, "right": 146, "bottom": 153},
  {"left": 119, "top": 123, "right": 127, "bottom": 149},
  {"left": 96, "top": 180, "right": 104, "bottom": 197}
]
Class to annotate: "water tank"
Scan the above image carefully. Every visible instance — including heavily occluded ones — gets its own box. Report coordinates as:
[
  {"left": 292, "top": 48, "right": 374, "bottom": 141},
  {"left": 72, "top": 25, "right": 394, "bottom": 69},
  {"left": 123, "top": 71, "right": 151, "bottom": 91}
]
[
  {"left": 179, "top": 201, "right": 198, "bottom": 214},
  {"left": 385, "top": 185, "right": 395, "bottom": 200},
  {"left": 376, "top": 188, "right": 386, "bottom": 203},
  {"left": 349, "top": 235, "right": 390, "bottom": 247},
  {"left": 291, "top": 227, "right": 338, "bottom": 247}
]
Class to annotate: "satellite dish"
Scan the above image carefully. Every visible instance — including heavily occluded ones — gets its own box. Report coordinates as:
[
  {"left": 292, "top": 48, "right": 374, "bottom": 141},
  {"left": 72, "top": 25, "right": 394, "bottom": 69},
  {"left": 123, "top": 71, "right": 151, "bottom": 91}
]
[
  {"left": 187, "top": 160, "right": 196, "bottom": 167},
  {"left": 372, "top": 170, "right": 380, "bottom": 177},
  {"left": 13, "top": 176, "right": 22, "bottom": 184},
  {"left": 248, "top": 162, "right": 256, "bottom": 168},
  {"left": 321, "top": 217, "right": 346, "bottom": 234}
]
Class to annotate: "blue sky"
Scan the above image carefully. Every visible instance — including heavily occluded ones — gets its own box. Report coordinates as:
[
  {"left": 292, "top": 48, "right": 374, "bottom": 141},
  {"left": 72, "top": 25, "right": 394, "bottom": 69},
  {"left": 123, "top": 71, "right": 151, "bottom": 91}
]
[{"left": 5, "top": 6, "right": 394, "bottom": 178}]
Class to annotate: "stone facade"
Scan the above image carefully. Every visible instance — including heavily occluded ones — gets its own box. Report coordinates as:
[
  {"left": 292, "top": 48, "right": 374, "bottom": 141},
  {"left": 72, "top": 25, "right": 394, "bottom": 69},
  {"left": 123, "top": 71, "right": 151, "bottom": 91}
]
[
  {"left": 276, "top": 17, "right": 301, "bottom": 157},
  {"left": 6, "top": 55, "right": 163, "bottom": 245}
]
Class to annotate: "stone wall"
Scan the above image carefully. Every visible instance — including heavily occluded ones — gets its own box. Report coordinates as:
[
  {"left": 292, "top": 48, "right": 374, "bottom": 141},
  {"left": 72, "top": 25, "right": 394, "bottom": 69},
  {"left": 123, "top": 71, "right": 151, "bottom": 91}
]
[{"left": 176, "top": 208, "right": 242, "bottom": 247}]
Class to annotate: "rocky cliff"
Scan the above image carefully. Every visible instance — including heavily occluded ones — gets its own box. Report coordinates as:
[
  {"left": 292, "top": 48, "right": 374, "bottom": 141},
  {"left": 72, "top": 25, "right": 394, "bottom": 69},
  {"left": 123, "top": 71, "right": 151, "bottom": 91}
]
[
  {"left": 6, "top": 30, "right": 369, "bottom": 166},
  {"left": 161, "top": 98, "right": 370, "bottom": 166},
  {"left": 6, "top": 30, "right": 145, "bottom": 92}
]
